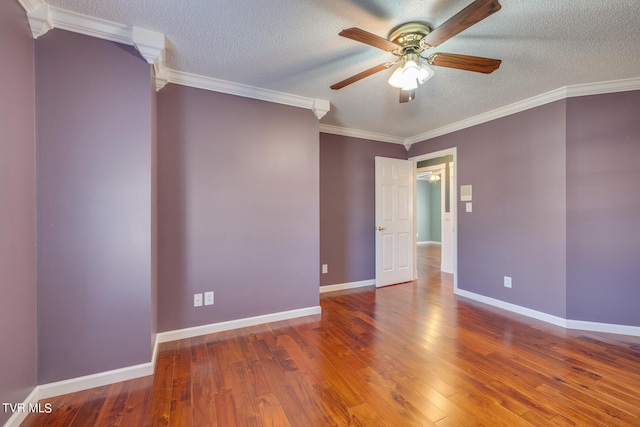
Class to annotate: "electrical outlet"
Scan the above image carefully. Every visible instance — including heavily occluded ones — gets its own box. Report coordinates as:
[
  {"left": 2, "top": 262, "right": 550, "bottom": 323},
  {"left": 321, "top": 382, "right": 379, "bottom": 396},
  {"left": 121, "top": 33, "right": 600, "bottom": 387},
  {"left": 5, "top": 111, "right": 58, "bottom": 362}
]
[
  {"left": 194, "top": 293, "right": 203, "bottom": 307},
  {"left": 322, "top": 264, "right": 328, "bottom": 274},
  {"left": 504, "top": 276, "right": 512, "bottom": 288},
  {"left": 204, "top": 291, "right": 214, "bottom": 306}
]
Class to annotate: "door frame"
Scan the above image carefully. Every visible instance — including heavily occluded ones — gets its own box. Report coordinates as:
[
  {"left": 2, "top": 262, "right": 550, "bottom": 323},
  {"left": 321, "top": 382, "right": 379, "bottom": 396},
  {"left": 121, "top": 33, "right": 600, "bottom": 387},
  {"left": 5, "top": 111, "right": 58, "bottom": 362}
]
[{"left": 409, "top": 147, "right": 458, "bottom": 292}]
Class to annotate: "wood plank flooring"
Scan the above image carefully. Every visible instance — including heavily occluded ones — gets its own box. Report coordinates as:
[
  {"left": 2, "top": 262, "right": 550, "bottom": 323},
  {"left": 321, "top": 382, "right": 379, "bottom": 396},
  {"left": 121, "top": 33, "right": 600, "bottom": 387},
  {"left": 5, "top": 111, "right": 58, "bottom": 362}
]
[{"left": 23, "top": 245, "right": 640, "bottom": 426}]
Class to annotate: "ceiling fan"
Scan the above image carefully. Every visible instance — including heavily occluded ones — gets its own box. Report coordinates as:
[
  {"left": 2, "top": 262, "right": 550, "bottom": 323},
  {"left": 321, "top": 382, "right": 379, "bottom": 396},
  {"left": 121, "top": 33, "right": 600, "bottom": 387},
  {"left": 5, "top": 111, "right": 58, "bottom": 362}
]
[{"left": 330, "top": 0, "right": 502, "bottom": 103}]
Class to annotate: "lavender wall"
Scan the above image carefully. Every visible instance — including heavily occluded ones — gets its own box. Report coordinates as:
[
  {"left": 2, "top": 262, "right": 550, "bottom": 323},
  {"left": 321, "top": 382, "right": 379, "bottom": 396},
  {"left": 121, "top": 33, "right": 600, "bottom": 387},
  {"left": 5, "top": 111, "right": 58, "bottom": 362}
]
[
  {"left": 409, "top": 101, "right": 568, "bottom": 318},
  {"left": 0, "top": 1, "right": 37, "bottom": 422},
  {"left": 319, "top": 133, "right": 407, "bottom": 286},
  {"left": 157, "top": 85, "right": 319, "bottom": 332},
  {"left": 566, "top": 91, "right": 640, "bottom": 326},
  {"left": 36, "top": 30, "right": 154, "bottom": 383}
]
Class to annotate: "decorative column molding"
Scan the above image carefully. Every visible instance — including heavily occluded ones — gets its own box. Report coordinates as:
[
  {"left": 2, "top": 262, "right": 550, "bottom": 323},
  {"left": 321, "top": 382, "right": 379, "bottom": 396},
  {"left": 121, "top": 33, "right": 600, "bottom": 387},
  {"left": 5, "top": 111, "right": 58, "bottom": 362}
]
[
  {"left": 132, "top": 26, "right": 165, "bottom": 65},
  {"left": 132, "top": 26, "right": 168, "bottom": 91},
  {"left": 153, "top": 51, "right": 169, "bottom": 91},
  {"left": 25, "top": 3, "right": 53, "bottom": 39},
  {"left": 312, "top": 99, "right": 331, "bottom": 120},
  {"left": 18, "top": 1, "right": 168, "bottom": 91}
]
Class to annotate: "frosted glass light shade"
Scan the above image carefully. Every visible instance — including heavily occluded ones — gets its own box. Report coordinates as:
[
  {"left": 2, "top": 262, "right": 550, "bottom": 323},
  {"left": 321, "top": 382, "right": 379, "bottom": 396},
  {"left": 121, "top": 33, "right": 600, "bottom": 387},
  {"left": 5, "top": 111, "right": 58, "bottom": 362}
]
[{"left": 388, "top": 55, "right": 434, "bottom": 91}]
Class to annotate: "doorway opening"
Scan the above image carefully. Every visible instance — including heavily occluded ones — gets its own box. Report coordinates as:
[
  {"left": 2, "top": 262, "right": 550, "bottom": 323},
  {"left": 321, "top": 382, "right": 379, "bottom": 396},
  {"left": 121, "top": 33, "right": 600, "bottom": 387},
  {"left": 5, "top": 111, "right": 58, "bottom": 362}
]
[{"left": 410, "top": 148, "right": 457, "bottom": 291}]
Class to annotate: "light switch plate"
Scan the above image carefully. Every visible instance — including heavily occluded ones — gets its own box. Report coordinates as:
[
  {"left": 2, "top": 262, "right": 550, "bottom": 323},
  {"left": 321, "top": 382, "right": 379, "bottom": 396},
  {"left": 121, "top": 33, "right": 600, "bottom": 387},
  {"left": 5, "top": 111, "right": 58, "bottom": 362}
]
[
  {"left": 194, "top": 293, "right": 203, "bottom": 307},
  {"left": 466, "top": 202, "right": 472, "bottom": 212}
]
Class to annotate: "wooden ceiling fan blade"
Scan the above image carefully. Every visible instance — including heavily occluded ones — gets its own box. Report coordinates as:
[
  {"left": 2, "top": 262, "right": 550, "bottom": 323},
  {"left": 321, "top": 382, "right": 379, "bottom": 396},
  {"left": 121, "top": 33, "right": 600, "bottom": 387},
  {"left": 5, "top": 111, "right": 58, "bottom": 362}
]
[
  {"left": 422, "top": 0, "right": 501, "bottom": 48},
  {"left": 427, "top": 53, "right": 501, "bottom": 73},
  {"left": 339, "top": 27, "right": 400, "bottom": 52},
  {"left": 399, "top": 89, "right": 416, "bottom": 103},
  {"left": 331, "top": 63, "right": 393, "bottom": 90}
]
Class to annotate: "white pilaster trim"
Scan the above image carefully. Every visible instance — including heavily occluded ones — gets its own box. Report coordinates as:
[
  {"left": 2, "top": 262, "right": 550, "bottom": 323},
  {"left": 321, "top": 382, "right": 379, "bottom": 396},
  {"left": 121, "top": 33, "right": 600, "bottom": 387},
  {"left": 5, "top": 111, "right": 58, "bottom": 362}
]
[
  {"left": 153, "top": 50, "right": 169, "bottom": 91},
  {"left": 312, "top": 99, "right": 331, "bottom": 119},
  {"left": 319, "top": 279, "right": 376, "bottom": 293},
  {"left": 25, "top": 3, "right": 52, "bottom": 39},
  {"left": 455, "top": 288, "right": 640, "bottom": 337},
  {"left": 156, "top": 306, "right": 322, "bottom": 343},
  {"left": 132, "top": 26, "right": 165, "bottom": 65},
  {"left": 165, "top": 69, "right": 330, "bottom": 118},
  {"left": 18, "top": 1, "right": 166, "bottom": 89}
]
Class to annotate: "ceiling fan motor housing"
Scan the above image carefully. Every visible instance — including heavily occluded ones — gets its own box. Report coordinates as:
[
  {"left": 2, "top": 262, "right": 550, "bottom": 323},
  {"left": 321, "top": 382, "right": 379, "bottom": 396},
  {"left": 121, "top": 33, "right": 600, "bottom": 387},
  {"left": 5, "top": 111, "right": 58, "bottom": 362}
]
[{"left": 388, "top": 22, "right": 433, "bottom": 56}]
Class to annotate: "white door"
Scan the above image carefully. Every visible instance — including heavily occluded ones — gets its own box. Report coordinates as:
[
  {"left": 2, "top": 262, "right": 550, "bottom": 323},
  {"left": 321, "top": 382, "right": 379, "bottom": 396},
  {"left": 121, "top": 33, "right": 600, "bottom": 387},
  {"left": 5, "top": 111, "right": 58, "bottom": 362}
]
[
  {"left": 441, "top": 161, "right": 454, "bottom": 274},
  {"left": 375, "top": 157, "right": 415, "bottom": 287}
]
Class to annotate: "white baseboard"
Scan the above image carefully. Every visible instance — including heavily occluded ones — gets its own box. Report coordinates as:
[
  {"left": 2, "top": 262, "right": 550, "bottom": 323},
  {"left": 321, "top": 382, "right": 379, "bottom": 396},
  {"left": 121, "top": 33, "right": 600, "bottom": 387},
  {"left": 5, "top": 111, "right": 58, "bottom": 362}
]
[
  {"left": 4, "top": 307, "right": 322, "bottom": 417},
  {"left": 417, "top": 241, "right": 441, "bottom": 245},
  {"left": 38, "top": 359, "right": 155, "bottom": 401},
  {"left": 157, "top": 305, "right": 322, "bottom": 343},
  {"left": 566, "top": 319, "right": 640, "bottom": 336},
  {"left": 3, "top": 350, "right": 157, "bottom": 427},
  {"left": 455, "top": 288, "right": 640, "bottom": 337},
  {"left": 320, "top": 279, "right": 375, "bottom": 293},
  {"left": 4, "top": 337, "right": 160, "bottom": 426}
]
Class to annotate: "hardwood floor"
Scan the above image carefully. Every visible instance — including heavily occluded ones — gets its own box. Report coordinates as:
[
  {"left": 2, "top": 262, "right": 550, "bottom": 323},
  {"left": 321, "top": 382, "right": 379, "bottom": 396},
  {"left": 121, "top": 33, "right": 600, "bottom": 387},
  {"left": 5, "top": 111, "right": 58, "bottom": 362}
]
[{"left": 23, "top": 244, "right": 640, "bottom": 426}]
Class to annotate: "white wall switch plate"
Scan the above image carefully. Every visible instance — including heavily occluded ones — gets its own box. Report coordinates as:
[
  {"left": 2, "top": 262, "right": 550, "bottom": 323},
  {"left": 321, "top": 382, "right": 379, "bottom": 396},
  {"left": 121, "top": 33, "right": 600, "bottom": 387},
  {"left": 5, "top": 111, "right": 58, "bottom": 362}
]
[
  {"left": 504, "top": 276, "right": 512, "bottom": 288},
  {"left": 466, "top": 202, "right": 472, "bottom": 212},
  {"left": 194, "top": 293, "right": 203, "bottom": 307},
  {"left": 322, "top": 264, "right": 328, "bottom": 274},
  {"left": 204, "top": 291, "right": 214, "bottom": 306}
]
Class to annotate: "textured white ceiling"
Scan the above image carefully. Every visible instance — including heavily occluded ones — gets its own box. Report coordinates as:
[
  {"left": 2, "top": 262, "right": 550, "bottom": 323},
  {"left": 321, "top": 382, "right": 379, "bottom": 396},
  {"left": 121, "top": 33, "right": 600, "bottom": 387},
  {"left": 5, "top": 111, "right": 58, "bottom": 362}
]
[{"left": 44, "top": 0, "right": 640, "bottom": 140}]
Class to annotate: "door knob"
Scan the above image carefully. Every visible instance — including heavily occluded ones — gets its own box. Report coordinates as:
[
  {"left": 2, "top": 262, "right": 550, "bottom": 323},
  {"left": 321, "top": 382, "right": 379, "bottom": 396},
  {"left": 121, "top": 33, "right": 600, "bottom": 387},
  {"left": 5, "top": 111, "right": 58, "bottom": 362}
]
[{"left": 377, "top": 226, "right": 385, "bottom": 231}]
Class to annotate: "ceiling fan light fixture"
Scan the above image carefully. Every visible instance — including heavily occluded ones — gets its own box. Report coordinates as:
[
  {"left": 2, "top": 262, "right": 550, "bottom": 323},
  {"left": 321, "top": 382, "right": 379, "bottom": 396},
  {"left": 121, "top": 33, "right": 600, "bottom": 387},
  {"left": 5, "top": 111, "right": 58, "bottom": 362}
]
[{"left": 388, "top": 54, "right": 434, "bottom": 91}]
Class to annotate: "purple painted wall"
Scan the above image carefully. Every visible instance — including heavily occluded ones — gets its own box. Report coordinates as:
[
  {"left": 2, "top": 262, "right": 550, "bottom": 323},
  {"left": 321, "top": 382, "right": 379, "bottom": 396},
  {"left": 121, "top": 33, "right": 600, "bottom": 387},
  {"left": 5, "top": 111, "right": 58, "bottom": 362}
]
[
  {"left": 157, "top": 85, "right": 319, "bottom": 332},
  {"left": 0, "top": 1, "right": 37, "bottom": 422},
  {"left": 36, "top": 30, "right": 154, "bottom": 383},
  {"left": 409, "top": 101, "right": 568, "bottom": 318},
  {"left": 566, "top": 90, "right": 640, "bottom": 326},
  {"left": 319, "top": 133, "right": 407, "bottom": 286}
]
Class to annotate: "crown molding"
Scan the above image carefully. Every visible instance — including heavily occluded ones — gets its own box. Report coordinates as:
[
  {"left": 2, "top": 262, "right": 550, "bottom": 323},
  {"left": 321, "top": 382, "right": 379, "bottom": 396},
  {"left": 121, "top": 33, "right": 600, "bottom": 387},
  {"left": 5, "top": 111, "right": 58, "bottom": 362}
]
[
  {"left": 18, "top": 1, "right": 166, "bottom": 90},
  {"left": 318, "top": 124, "right": 407, "bottom": 145},
  {"left": 406, "top": 76, "right": 640, "bottom": 145},
  {"left": 17, "top": 2, "right": 638, "bottom": 132},
  {"left": 564, "top": 77, "right": 640, "bottom": 98},
  {"left": 17, "top": 0, "right": 43, "bottom": 13},
  {"left": 321, "top": 77, "right": 640, "bottom": 147},
  {"left": 166, "top": 69, "right": 330, "bottom": 119}
]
